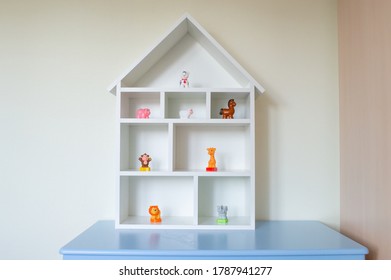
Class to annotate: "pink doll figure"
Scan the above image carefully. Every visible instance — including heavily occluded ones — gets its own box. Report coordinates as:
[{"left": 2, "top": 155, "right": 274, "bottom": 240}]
[
  {"left": 136, "top": 108, "right": 151, "bottom": 119},
  {"left": 179, "top": 71, "right": 190, "bottom": 87}
]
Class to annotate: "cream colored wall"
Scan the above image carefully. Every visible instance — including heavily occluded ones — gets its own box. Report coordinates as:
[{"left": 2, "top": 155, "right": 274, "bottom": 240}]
[{"left": 0, "top": 0, "right": 339, "bottom": 259}]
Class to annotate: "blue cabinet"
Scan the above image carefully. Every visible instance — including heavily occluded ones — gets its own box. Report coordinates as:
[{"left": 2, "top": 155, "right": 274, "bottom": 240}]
[{"left": 60, "top": 220, "right": 367, "bottom": 260}]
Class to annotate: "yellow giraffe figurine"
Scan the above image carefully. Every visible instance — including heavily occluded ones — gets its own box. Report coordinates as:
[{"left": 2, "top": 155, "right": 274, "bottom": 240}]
[{"left": 206, "top": 147, "right": 217, "bottom": 172}]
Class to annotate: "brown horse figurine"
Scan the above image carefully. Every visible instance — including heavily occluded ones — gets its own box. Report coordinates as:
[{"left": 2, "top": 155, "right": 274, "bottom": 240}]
[{"left": 219, "top": 99, "right": 236, "bottom": 119}]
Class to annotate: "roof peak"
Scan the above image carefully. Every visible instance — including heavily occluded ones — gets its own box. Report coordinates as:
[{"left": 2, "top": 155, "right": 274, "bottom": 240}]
[{"left": 108, "top": 13, "right": 265, "bottom": 95}]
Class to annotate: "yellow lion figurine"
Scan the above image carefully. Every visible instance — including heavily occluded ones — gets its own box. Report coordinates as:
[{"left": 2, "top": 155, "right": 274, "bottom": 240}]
[{"left": 149, "top": 205, "right": 162, "bottom": 223}]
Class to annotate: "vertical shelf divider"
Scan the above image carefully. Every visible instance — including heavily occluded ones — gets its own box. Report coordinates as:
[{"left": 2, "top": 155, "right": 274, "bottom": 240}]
[
  {"left": 168, "top": 122, "right": 174, "bottom": 172},
  {"left": 160, "top": 91, "right": 165, "bottom": 119},
  {"left": 249, "top": 85, "right": 256, "bottom": 229},
  {"left": 115, "top": 83, "right": 122, "bottom": 228},
  {"left": 206, "top": 91, "right": 211, "bottom": 119},
  {"left": 193, "top": 175, "right": 199, "bottom": 225}
]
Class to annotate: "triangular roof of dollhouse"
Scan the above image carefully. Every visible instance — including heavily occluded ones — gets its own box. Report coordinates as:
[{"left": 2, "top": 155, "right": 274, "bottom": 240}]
[{"left": 108, "top": 14, "right": 265, "bottom": 94}]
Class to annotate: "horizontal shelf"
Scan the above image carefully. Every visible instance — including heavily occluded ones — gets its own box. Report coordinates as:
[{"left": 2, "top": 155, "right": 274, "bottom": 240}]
[
  {"left": 120, "top": 119, "right": 169, "bottom": 124},
  {"left": 198, "top": 216, "right": 251, "bottom": 227},
  {"left": 119, "top": 118, "right": 251, "bottom": 125},
  {"left": 117, "top": 216, "right": 252, "bottom": 230},
  {"left": 119, "top": 170, "right": 251, "bottom": 176},
  {"left": 120, "top": 216, "right": 194, "bottom": 226},
  {"left": 121, "top": 87, "right": 252, "bottom": 93},
  {"left": 172, "top": 119, "right": 250, "bottom": 125}
]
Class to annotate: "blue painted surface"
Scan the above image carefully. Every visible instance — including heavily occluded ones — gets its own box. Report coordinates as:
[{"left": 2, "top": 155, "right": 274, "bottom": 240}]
[{"left": 60, "top": 221, "right": 368, "bottom": 260}]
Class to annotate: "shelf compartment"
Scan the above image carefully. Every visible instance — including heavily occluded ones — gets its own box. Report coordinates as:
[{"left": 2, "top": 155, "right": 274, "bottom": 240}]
[
  {"left": 197, "top": 176, "right": 251, "bottom": 227},
  {"left": 210, "top": 91, "right": 251, "bottom": 119},
  {"left": 119, "top": 176, "right": 195, "bottom": 227},
  {"left": 120, "top": 91, "right": 161, "bottom": 119},
  {"left": 173, "top": 124, "right": 251, "bottom": 171},
  {"left": 120, "top": 123, "right": 169, "bottom": 171},
  {"left": 165, "top": 91, "right": 207, "bottom": 119}
]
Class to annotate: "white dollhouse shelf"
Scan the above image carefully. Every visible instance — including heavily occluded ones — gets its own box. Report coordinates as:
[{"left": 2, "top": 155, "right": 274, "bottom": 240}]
[{"left": 108, "top": 14, "right": 265, "bottom": 230}]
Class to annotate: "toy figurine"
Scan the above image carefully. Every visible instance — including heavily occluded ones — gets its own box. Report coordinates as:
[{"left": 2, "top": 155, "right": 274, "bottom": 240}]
[
  {"left": 136, "top": 108, "right": 151, "bottom": 119},
  {"left": 179, "top": 70, "right": 190, "bottom": 87},
  {"left": 219, "top": 99, "right": 236, "bottom": 119},
  {"left": 149, "top": 205, "right": 162, "bottom": 223},
  {"left": 216, "top": 205, "right": 228, "bottom": 224},
  {"left": 139, "top": 153, "right": 152, "bottom": 171},
  {"left": 206, "top": 147, "right": 217, "bottom": 171},
  {"left": 179, "top": 108, "right": 193, "bottom": 119}
]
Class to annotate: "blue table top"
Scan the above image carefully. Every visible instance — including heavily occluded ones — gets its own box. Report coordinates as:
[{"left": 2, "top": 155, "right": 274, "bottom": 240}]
[{"left": 60, "top": 220, "right": 368, "bottom": 260}]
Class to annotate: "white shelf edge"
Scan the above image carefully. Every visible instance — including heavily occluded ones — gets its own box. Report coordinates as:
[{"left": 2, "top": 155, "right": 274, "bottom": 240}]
[
  {"left": 173, "top": 119, "right": 251, "bottom": 125},
  {"left": 119, "top": 170, "right": 251, "bottom": 177},
  {"left": 119, "top": 119, "right": 169, "bottom": 124},
  {"left": 117, "top": 216, "right": 253, "bottom": 230},
  {"left": 119, "top": 216, "right": 194, "bottom": 226},
  {"left": 197, "top": 216, "right": 252, "bottom": 227},
  {"left": 120, "top": 87, "right": 252, "bottom": 93},
  {"left": 119, "top": 118, "right": 251, "bottom": 125},
  {"left": 116, "top": 225, "right": 254, "bottom": 230}
]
